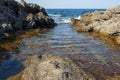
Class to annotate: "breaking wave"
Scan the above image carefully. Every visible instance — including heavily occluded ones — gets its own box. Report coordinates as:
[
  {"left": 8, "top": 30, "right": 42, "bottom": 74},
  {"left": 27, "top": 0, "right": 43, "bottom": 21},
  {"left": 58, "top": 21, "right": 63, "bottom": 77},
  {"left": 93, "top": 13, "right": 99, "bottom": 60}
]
[{"left": 48, "top": 14, "right": 71, "bottom": 24}]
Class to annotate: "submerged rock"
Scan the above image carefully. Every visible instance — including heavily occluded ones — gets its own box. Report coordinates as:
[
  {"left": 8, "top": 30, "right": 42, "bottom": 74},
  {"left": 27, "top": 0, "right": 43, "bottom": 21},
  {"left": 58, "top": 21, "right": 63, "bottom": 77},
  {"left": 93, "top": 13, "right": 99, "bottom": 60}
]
[
  {"left": 0, "top": 53, "right": 9, "bottom": 60},
  {"left": 0, "top": 0, "right": 56, "bottom": 39},
  {"left": 8, "top": 54, "right": 95, "bottom": 80},
  {"left": 71, "top": 5, "right": 120, "bottom": 44}
]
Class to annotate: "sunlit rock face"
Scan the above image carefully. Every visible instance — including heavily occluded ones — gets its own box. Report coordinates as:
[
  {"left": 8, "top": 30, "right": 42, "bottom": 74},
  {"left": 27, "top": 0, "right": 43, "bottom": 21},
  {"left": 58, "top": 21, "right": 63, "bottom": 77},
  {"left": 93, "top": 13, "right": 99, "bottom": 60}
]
[
  {"left": 8, "top": 54, "right": 95, "bottom": 80},
  {"left": 71, "top": 6, "right": 120, "bottom": 44}
]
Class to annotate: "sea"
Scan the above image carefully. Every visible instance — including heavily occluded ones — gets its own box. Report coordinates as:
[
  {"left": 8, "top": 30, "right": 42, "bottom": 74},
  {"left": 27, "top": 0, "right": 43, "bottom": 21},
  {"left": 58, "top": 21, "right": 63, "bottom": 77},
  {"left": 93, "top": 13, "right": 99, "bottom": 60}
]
[{"left": 46, "top": 9, "right": 105, "bottom": 24}]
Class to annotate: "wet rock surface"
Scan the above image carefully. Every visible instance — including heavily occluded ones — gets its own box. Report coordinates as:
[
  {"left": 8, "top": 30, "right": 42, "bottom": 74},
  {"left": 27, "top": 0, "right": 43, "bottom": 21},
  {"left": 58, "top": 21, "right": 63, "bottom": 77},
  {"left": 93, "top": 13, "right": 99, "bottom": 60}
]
[
  {"left": 0, "top": 0, "right": 56, "bottom": 39},
  {"left": 8, "top": 54, "right": 95, "bottom": 80},
  {"left": 71, "top": 6, "right": 120, "bottom": 44}
]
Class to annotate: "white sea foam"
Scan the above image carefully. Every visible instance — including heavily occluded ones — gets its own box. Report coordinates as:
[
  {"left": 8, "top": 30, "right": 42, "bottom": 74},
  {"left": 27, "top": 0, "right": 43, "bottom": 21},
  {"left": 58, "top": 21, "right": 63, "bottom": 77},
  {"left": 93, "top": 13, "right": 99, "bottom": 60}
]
[
  {"left": 48, "top": 14, "right": 71, "bottom": 24},
  {"left": 55, "top": 17, "right": 71, "bottom": 24},
  {"left": 48, "top": 14, "right": 61, "bottom": 17},
  {"left": 75, "top": 16, "right": 81, "bottom": 19},
  {"left": 62, "top": 18, "right": 71, "bottom": 23}
]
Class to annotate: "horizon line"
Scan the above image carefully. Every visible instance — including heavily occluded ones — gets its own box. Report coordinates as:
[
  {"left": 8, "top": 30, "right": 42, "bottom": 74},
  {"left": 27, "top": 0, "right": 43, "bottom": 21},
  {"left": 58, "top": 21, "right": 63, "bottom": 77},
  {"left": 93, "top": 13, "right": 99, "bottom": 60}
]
[{"left": 45, "top": 8, "right": 106, "bottom": 9}]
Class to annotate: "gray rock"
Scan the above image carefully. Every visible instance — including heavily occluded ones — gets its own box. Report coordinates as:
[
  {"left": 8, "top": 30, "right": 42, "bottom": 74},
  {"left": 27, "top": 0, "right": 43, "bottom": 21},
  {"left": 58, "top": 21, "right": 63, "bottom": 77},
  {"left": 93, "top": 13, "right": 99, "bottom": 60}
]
[
  {"left": 71, "top": 5, "right": 120, "bottom": 44},
  {"left": 0, "top": 0, "right": 55, "bottom": 38},
  {"left": 8, "top": 54, "right": 95, "bottom": 80},
  {"left": 0, "top": 23, "right": 13, "bottom": 32},
  {"left": 20, "top": 0, "right": 27, "bottom": 7}
]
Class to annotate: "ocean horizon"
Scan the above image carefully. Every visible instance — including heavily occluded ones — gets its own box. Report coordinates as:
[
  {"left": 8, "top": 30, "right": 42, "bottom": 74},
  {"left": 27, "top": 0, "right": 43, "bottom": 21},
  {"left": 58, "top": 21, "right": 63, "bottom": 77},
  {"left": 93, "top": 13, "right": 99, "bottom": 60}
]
[
  {"left": 46, "top": 8, "right": 106, "bottom": 9},
  {"left": 46, "top": 9, "right": 106, "bottom": 24}
]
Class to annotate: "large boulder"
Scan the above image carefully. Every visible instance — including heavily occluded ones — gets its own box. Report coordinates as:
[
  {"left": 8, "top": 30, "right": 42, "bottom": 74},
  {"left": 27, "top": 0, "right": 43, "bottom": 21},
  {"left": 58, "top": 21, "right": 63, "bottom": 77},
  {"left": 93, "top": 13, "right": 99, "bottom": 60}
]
[
  {"left": 8, "top": 54, "right": 95, "bottom": 80},
  {"left": 71, "top": 5, "right": 120, "bottom": 44},
  {"left": 0, "top": 0, "right": 55, "bottom": 38}
]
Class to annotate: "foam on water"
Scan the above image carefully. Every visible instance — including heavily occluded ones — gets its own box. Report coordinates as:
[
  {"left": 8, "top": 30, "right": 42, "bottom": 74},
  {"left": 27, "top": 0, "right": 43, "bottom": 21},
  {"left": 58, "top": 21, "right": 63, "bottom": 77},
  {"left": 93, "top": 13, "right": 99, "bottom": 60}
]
[
  {"left": 48, "top": 14, "right": 61, "bottom": 17},
  {"left": 75, "top": 16, "right": 81, "bottom": 19},
  {"left": 62, "top": 18, "right": 71, "bottom": 23},
  {"left": 48, "top": 14, "right": 71, "bottom": 24},
  {"left": 46, "top": 9, "right": 105, "bottom": 24}
]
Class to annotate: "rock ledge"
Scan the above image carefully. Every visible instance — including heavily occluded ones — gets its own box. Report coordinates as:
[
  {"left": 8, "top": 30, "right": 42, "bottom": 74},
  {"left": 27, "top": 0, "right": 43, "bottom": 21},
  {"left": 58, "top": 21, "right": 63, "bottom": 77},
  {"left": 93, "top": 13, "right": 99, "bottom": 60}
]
[
  {"left": 71, "top": 6, "right": 120, "bottom": 44},
  {"left": 8, "top": 54, "right": 95, "bottom": 80}
]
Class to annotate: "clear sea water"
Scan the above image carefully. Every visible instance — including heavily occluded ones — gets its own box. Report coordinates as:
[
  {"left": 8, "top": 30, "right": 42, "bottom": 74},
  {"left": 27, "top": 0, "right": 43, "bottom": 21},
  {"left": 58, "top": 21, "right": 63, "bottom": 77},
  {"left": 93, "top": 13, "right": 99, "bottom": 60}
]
[
  {"left": 46, "top": 9, "right": 105, "bottom": 24},
  {"left": 0, "top": 9, "right": 120, "bottom": 80}
]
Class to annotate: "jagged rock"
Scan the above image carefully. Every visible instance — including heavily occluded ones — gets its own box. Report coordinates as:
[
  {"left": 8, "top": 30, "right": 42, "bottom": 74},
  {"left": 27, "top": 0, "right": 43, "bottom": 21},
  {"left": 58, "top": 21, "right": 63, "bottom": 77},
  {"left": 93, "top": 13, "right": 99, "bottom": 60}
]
[
  {"left": 27, "top": 3, "right": 40, "bottom": 14},
  {"left": 1, "top": 23, "right": 13, "bottom": 32},
  {"left": 20, "top": 0, "right": 26, "bottom": 7},
  {"left": 8, "top": 54, "right": 95, "bottom": 80},
  {"left": 0, "top": 0, "right": 55, "bottom": 39},
  {"left": 71, "top": 5, "right": 120, "bottom": 44}
]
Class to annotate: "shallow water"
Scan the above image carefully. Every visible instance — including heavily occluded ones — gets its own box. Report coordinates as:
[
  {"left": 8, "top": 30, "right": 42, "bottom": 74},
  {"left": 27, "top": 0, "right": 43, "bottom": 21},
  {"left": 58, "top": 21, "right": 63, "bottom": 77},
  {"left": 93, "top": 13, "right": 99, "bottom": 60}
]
[
  {"left": 10, "top": 23, "right": 120, "bottom": 79},
  {"left": 0, "top": 9, "right": 120, "bottom": 79},
  {"left": 19, "top": 23, "right": 116, "bottom": 55}
]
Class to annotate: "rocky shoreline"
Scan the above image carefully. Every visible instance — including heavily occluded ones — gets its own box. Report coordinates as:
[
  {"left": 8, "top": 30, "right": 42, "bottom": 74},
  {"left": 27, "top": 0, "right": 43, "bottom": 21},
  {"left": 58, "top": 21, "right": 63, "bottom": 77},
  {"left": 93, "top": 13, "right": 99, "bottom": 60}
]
[
  {"left": 71, "top": 6, "right": 120, "bottom": 44},
  {"left": 8, "top": 54, "right": 95, "bottom": 80},
  {"left": 0, "top": 0, "right": 56, "bottom": 60},
  {"left": 7, "top": 54, "right": 120, "bottom": 80},
  {"left": 0, "top": 0, "right": 56, "bottom": 39}
]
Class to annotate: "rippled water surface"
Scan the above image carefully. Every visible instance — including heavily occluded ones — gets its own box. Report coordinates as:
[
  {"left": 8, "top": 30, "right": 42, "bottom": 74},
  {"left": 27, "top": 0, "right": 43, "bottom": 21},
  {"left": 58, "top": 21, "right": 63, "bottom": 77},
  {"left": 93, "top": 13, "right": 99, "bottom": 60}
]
[
  {"left": 20, "top": 23, "right": 111, "bottom": 54},
  {"left": 0, "top": 9, "right": 120, "bottom": 80}
]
